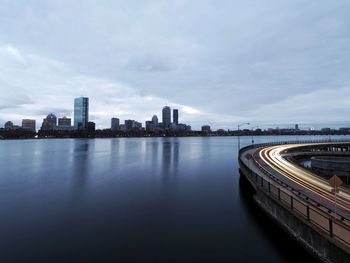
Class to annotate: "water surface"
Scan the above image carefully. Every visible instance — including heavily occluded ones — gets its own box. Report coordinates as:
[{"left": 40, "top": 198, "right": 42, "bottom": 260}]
[{"left": 1, "top": 136, "right": 346, "bottom": 262}]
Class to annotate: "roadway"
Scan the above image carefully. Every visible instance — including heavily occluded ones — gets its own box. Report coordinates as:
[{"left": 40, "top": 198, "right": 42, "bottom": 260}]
[{"left": 242, "top": 142, "right": 350, "bottom": 221}]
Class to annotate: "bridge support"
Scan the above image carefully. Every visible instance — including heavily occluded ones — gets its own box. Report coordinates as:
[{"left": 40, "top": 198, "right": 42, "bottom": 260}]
[{"left": 240, "top": 167, "right": 350, "bottom": 263}]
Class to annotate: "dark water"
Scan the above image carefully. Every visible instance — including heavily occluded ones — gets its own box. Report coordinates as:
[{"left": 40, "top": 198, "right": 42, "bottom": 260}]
[{"left": 1, "top": 136, "right": 347, "bottom": 262}]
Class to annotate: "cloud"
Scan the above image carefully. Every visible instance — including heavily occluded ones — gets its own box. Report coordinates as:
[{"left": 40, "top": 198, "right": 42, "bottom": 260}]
[
  {"left": 1, "top": 1, "right": 350, "bottom": 129},
  {"left": 0, "top": 45, "right": 204, "bottom": 129}
]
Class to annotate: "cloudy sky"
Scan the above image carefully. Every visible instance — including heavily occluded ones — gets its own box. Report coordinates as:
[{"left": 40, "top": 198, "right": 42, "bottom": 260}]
[{"left": 1, "top": 0, "right": 350, "bottom": 130}]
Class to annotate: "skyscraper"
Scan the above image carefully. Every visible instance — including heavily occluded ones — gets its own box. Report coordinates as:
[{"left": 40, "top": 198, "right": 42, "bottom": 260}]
[
  {"left": 74, "top": 97, "right": 89, "bottom": 130},
  {"left": 111, "top": 118, "right": 120, "bottom": 132},
  {"left": 162, "top": 106, "right": 171, "bottom": 129},
  {"left": 173, "top": 109, "right": 178, "bottom": 125}
]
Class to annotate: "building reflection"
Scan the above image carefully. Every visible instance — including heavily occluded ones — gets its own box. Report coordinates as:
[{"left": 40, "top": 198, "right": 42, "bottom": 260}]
[
  {"left": 161, "top": 138, "right": 180, "bottom": 183},
  {"left": 71, "top": 139, "right": 90, "bottom": 189}
]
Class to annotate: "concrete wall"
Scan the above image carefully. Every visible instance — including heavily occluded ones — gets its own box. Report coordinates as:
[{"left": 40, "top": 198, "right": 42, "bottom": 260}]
[
  {"left": 239, "top": 164, "right": 350, "bottom": 263},
  {"left": 253, "top": 189, "right": 350, "bottom": 263}
]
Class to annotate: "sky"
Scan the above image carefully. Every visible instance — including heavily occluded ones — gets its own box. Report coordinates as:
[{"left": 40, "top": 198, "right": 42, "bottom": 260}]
[{"left": 0, "top": 0, "right": 350, "bottom": 130}]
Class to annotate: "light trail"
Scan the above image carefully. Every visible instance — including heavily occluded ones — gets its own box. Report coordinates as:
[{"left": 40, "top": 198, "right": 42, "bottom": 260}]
[{"left": 257, "top": 143, "right": 350, "bottom": 218}]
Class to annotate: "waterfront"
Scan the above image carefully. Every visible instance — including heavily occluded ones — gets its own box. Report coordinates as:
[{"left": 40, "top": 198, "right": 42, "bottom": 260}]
[{"left": 1, "top": 136, "right": 349, "bottom": 262}]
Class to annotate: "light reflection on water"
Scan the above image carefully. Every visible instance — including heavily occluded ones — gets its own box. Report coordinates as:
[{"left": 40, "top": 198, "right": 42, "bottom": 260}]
[{"left": 0, "top": 135, "right": 348, "bottom": 262}]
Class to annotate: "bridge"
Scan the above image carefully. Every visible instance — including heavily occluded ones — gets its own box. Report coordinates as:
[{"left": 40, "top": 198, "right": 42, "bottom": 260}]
[{"left": 239, "top": 140, "right": 350, "bottom": 263}]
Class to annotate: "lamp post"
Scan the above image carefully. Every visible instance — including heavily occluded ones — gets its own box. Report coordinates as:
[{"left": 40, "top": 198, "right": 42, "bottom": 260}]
[
  {"left": 238, "top": 122, "right": 250, "bottom": 151},
  {"left": 251, "top": 126, "right": 259, "bottom": 147}
]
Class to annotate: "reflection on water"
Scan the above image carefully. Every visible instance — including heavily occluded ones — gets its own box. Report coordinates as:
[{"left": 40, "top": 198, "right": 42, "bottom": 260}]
[
  {"left": 72, "top": 140, "right": 89, "bottom": 189},
  {"left": 0, "top": 136, "right": 346, "bottom": 262}
]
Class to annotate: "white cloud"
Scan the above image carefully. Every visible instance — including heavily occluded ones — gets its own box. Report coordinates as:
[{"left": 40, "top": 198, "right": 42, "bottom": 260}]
[{"left": 1, "top": 1, "right": 350, "bottom": 130}]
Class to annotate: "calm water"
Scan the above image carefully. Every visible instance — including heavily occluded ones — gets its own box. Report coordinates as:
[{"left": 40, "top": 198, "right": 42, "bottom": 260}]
[{"left": 1, "top": 135, "right": 348, "bottom": 262}]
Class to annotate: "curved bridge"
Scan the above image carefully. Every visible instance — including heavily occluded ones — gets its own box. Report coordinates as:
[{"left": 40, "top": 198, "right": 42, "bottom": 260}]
[{"left": 239, "top": 140, "right": 350, "bottom": 262}]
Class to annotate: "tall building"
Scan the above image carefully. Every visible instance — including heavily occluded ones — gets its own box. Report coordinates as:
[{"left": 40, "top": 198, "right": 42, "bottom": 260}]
[
  {"left": 173, "top": 109, "right": 178, "bottom": 125},
  {"left": 295, "top": 124, "right": 299, "bottom": 131},
  {"left": 152, "top": 115, "right": 158, "bottom": 127},
  {"left": 74, "top": 97, "right": 89, "bottom": 130},
  {"left": 162, "top": 106, "right": 171, "bottom": 129},
  {"left": 22, "top": 119, "right": 36, "bottom": 132},
  {"left": 111, "top": 118, "right": 120, "bottom": 132}
]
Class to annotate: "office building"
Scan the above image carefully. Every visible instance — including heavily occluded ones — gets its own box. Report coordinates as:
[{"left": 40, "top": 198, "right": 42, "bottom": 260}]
[
  {"left": 125, "top": 120, "right": 135, "bottom": 131},
  {"left": 111, "top": 118, "right": 120, "bottom": 132},
  {"left": 57, "top": 117, "right": 73, "bottom": 131},
  {"left": 134, "top": 121, "right": 142, "bottom": 129},
  {"left": 74, "top": 97, "right": 89, "bottom": 130},
  {"left": 58, "top": 117, "right": 71, "bottom": 127},
  {"left": 162, "top": 106, "right": 171, "bottom": 129},
  {"left": 295, "top": 124, "right": 299, "bottom": 131},
  {"left": 173, "top": 109, "right": 178, "bottom": 125},
  {"left": 22, "top": 119, "right": 36, "bottom": 132}
]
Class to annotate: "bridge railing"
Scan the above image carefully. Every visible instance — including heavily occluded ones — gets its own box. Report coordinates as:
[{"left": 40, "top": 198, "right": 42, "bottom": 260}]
[
  {"left": 239, "top": 156, "right": 350, "bottom": 249},
  {"left": 239, "top": 139, "right": 350, "bottom": 153}
]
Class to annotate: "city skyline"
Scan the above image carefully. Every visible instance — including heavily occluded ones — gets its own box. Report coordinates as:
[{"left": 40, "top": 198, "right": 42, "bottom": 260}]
[
  {"left": 1, "top": 1, "right": 350, "bottom": 130},
  {"left": 3, "top": 95, "right": 350, "bottom": 132}
]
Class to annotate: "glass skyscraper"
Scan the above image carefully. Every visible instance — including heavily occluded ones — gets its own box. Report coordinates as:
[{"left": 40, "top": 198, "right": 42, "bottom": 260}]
[{"left": 74, "top": 97, "right": 89, "bottom": 129}]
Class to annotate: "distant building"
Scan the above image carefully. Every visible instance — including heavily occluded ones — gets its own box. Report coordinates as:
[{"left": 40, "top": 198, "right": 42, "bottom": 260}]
[
  {"left": 125, "top": 120, "right": 134, "bottom": 131},
  {"left": 152, "top": 115, "right": 158, "bottom": 128},
  {"left": 339, "top": 127, "right": 350, "bottom": 133},
  {"left": 173, "top": 109, "right": 178, "bottom": 125},
  {"left": 74, "top": 97, "right": 89, "bottom": 130},
  {"left": 177, "top": 123, "right": 187, "bottom": 130},
  {"left": 125, "top": 120, "right": 142, "bottom": 131},
  {"left": 87, "top": 121, "right": 96, "bottom": 133},
  {"left": 162, "top": 106, "right": 171, "bottom": 129},
  {"left": 321, "top": 128, "right": 331, "bottom": 133},
  {"left": 57, "top": 117, "right": 73, "bottom": 131},
  {"left": 170, "top": 123, "right": 177, "bottom": 130},
  {"left": 4, "top": 121, "right": 14, "bottom": 130},
  {"left": 111, "top": 118, "right": 120, "bottom": 132},
  {"left": 134, "top": 121, "right": 142, "bottom": 129},
  {"left": 201, "top": 125, "right": 211, "bottom": 132},
  {"left": 58, "top": 117, "right": 71, "bottom": 126},
  {"left": 41, "top": 113, "right": 57, "bottom": 131},
  {"left": 145, "top": 121, "right": 154, "bottom": 132},
  {"left": 22, "top": 119, "right": 36, "bottom": 132},
  {"left": 295, "top": 124, "right": 299, "bottom": 131}
]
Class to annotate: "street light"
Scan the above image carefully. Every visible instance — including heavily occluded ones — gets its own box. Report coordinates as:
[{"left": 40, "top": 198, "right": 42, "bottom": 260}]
[
  {"left": 237, "top": 122, "right": 250, "bottom": 151},
  {"left": 251, "top": 126, "right": 259, "bottom": 146}
]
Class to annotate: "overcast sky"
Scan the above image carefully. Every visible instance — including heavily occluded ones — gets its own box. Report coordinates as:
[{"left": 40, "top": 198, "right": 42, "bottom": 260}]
[{"left": 1, "top": 0, "right": 350, "bottom": 130}]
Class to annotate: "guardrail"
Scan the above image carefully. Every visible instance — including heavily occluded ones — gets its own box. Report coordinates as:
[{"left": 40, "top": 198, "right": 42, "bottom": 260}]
[
  {"left": 239, "top": 143, "right": 350, "bottom": 249},
  {"left": 240, "top": 139, "right": 350, "bottom": 153}
]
